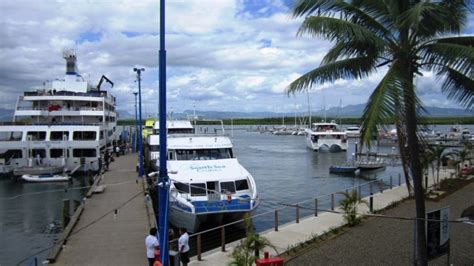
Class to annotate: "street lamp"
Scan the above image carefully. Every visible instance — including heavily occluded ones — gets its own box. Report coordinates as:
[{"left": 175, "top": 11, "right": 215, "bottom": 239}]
[
  {"left": 133, "top": 92, "right": 138, "bottom": 153},
  {"left": 133, "top": 67, "right": 145, "bottom": 177}
]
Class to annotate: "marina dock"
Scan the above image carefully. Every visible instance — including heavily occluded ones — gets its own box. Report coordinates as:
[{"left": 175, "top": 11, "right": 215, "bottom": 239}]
[{"left": 52, "top": 153, "right": 153, "bottom": 265}]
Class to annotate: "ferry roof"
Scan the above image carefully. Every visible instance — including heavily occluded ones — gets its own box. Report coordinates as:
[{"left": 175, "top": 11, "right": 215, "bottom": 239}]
[
  {"left": 312, "top": 122, "right": 338, "bottom": 126},
  {"left": 0, "top": 124, "right": 103, "bottom": 131},
  {"left": 153, "top": 120, "right": 193, "bottom": 130},
  {"left": 168, "top": 158, "right": 248, "bottom": 183},
  {"left": 148, "top": 134, "right": 232, "bottom": 149}
]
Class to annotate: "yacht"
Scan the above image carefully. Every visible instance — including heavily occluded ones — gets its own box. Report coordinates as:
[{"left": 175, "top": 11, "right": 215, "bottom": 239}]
[
  {"left": 344, "top": 126, "right": 361, "bottom": 138},
  {"left": 304, "top": 121, "right": 347, "bottom": 152},
  {"left": 149, "top": 122, "right": 259, "bottom": 233},
  {"left": 0, "top": 51, "right": 118, "bottom": 176}
]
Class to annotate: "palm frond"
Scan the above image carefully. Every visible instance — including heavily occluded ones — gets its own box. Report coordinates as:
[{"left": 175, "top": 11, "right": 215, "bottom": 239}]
[
  {"left": 287, "top": 56, "right": 377, "bottom": 93},
  {"left": 359, "top": 63, "right": 401, "bottom": 147},
  {"left": 438, "top": 68, "right": 474, "bottom": 110},
  {"left": 420, "top": 42, "right": 474, "bottom": 77},
  {"left": 297, "top": 16, "right": 384, "bottom": 46},
  {"left": 321, "top": 40, "right": 382, "bottom": 64},
  {"left": 432, "top": 36, "right": 474, "bottom": 46},
  {"left": 292, "top": 0, "right": 336, "bottom": 17}
]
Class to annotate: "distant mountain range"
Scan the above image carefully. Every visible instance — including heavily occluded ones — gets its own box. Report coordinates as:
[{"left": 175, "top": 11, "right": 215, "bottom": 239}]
[
  {"left": 0, "top": 108, "right": 14, "bottom": 121},
  {"left": 0, "top": 104, "right": 467, "bottom": 121},
  {"left": 115, "top": 104, "right": 472, "bottom": 120}
]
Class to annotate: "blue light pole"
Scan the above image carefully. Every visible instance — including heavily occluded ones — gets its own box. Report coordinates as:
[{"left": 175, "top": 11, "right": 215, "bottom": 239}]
[
  {"left": 133, "top": 92, "right": 138, "bottom": 153},
  {"left": 158, "top": 0, "right": 170, "bottom": 264},
  {"left": 133, "top": 68, "right": 145, "bottom": 177}
]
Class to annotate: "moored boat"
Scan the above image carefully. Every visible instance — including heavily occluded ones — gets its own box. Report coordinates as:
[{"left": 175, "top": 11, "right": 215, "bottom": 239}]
[
  {"left": 0, "top": 51, "right": 118, "bottom": 176},
  {"left": 21, "top": 173, "right": 71, "bottom": 182},
  {"left": 304, "top": 121, "right": 347, "bottom": 152}
]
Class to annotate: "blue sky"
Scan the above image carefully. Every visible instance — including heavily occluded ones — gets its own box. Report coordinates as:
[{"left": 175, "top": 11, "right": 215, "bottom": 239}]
[{"left": 0, "top": 0, "right": 473, "bottom": 117}]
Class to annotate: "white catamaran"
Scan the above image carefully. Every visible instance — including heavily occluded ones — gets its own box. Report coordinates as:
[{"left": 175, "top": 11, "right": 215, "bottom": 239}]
[
  {"left": 0, "top": 51, "right": 118, "bottom": 176},
  {"left": 304, "top": 121, "right": 348, "bottom": 152}
]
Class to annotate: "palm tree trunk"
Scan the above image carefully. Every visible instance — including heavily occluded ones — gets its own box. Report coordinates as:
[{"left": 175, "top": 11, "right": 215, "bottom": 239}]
[
  {"left": 403, "top": 73, "right": 428, "bottom": 265},
  {"left": 396, "top": 122, "right": 413, "bottom": 195}
]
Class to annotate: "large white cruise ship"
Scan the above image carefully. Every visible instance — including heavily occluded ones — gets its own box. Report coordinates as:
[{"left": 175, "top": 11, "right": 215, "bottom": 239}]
[
  {"left": 0, "top": 51, "right": 118, "bottom": 176},
  {"left": 147, "top": 121, "right": 259, "bottom": 233},
  {"left": 304, "top": 121, "right": 348, "bottom": 152}
]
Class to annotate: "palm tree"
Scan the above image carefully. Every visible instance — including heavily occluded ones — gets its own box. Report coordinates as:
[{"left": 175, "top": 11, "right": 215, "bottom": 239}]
[
  {"left": 288, "top": 1, "right": 473, "bottom": 264},
  {"left": 429, "top": 145, "right": 448, "bottom": 186},
  {"left": 339, "top": 189, "right": 368, "bottom": 226}
]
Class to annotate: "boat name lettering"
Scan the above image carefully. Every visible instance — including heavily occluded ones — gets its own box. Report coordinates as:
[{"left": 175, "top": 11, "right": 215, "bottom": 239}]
[{"left": 189, "top": 165, "right": 226, "bottom": 172}]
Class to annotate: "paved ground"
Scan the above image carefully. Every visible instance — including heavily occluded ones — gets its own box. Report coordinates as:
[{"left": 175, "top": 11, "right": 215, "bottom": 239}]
[
  {"left": 54, "top": 153, "right": 151, "bottom": 266},
  {"left": 286, "top": 181, "right": 474, "bottom": 266}
]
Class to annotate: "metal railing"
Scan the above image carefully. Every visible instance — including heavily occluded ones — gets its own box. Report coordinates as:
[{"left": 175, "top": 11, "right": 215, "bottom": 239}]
[{"left": 167, "top": 173, "right": 406, "bottom": 261}]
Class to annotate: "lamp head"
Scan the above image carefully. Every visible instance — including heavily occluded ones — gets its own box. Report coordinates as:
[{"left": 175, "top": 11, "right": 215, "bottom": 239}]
[{"left": 133, "top": 92, "right": 138, "bottom": 96}]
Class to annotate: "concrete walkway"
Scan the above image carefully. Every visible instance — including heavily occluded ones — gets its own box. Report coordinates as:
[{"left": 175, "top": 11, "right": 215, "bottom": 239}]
[
  {"left": 54, "top": 153, "right": 151, "bottom": 266},
  {"left": 189, "top": 169, "right": 458, "bottom": 265}
]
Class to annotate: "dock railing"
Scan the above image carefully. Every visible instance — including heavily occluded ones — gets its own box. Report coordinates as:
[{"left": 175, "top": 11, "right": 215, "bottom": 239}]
[{"left": 167, "top": 173, "right": 406, "bottom": 261}]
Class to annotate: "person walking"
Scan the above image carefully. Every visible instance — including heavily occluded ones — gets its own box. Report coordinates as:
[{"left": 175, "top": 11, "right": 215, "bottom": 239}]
[
  {"left": 178, "top": 227, "right": 190, "bottom": 266},
  {"left": 145, "top": 227, "right": 160, "bottom": 266}
]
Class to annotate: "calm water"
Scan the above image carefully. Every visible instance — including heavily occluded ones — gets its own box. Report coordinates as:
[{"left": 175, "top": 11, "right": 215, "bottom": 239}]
[{"left": 1, "top": 124, "right": 472, "bottom": 264}]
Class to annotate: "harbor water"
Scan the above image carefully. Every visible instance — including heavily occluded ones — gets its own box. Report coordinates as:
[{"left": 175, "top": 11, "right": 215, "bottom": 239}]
[{"left": 1, "top": 124, "right": 472, "bottom": 264}]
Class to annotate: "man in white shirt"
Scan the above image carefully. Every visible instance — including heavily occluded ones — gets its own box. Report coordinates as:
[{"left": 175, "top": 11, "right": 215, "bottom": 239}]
[
  {"left": 178, "top": 227, "right": 190, "bottom": 266},
  {"left": 145, "top": 227, "right": 159, "bottom": 266}
]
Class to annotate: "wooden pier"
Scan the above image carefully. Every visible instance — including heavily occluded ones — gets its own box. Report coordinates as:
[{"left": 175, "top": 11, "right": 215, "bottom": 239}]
[{"left": 51, "top": 153, "right": 154, "bottom": 265}]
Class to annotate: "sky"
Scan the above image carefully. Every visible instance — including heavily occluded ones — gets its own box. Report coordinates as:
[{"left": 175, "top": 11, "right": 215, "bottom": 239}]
[{"left": 0, "top": 0, "right": 473, "bottom": 117}]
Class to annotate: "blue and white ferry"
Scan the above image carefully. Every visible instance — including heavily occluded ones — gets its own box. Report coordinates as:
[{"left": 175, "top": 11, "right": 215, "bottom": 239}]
[{"left": 151, "top": 125, "right": 259, "bottom": 233}]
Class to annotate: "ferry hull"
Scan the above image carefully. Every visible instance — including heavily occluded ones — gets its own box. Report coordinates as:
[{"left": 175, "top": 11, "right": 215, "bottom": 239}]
[{"left": 169, "top": 206, "right": 253, "bottom": 233}]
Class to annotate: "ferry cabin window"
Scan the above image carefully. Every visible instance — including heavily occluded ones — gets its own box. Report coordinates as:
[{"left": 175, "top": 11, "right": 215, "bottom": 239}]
[
  {"left": 149, "top": 145, "right": 159, "bottom": 152},
  {"left": 190, "top": 183, "right": 207, "bottom": 196},
  {"left": 0, "top": 131, "right": 22, "bottom": 141},
  {"left": 50, "top": 131, "right": 69, "bottom": 141},
  {"left": 27, "top": 131, "right": 46, "bottom": 141},
  {"left": 50, "top": 149, "right": 66, "bottom": 158},
  {"left": 32, "top": 149, "right": 46, "bottom": 158},
  {"left": 174, "top": 182, "right": 190, "bottom": 194},
  {"left": 220, "top": 181, "right": 236, "bottom": 193},
  {"left": 73, "top": 149, "right": 97, "bottom": 158},
  {"left": 73, "top": 131, "right": 97, "bottom": 141},
  {"left": 175, "top": 148, "right": 233, "bottom": 160},
  {"left": 235, "top": 179, "right": 249, "bottom": 191},
  {"left": 4, "top": 149, "right": 23, "bottom": 159},
  {"left": 168, "top": 128, "right": 195, "bottom": 134}
]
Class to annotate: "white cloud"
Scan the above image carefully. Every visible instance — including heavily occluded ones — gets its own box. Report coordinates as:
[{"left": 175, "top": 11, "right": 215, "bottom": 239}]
[{"left": 0, "top": 0, "right": 472, "bottom": 116}]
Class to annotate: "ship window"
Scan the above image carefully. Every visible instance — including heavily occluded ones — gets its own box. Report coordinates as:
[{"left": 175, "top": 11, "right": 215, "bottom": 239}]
[
  {"left": 32, "top": 149, "right": 46, "bottom": 158},
  {"left": 73, "top": 149, "right": 97, "bottom": 158},
  {"left": 190, "top": 183, "right": 206, "bottom": 196},
  {"left": 3, "top": 149, "right": 22, "bottom": 159},
  {"left": 100, "top": 131, "right": 104, "bottom": 139},
  {"left": 220, "top": 181, "right": 236, "bottom": 193},
  {"left": 73, "top": 131, "right": 97, "bottom": 140},
  {"left": 27, "top": 131, "right": 46, "bottom": 141},
  {"left": 168, "top": 128, "right": 195, "bottom": 134},
  {"left": 235, "top": 179, "right": 249, "bottom": 191},
  {"left": 50, "top": 131, "right": 69, "bottom": 141},
  {"left": 0, "top": 131, "right": 22, "bottom": 141},
  {"left": 50, "top": 149, "right": 65, "bottom": 158},
  {"left": 149, "top": 145, "right": 159, "bottom": 152},
  {"left": 174, "top": 182, "right": 190, "bottom": 194}
]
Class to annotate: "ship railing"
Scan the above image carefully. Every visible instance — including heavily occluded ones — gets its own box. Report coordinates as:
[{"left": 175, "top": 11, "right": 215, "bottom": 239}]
[{"left": 167, "top": 173, "right": 406, "bottom": 261}]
